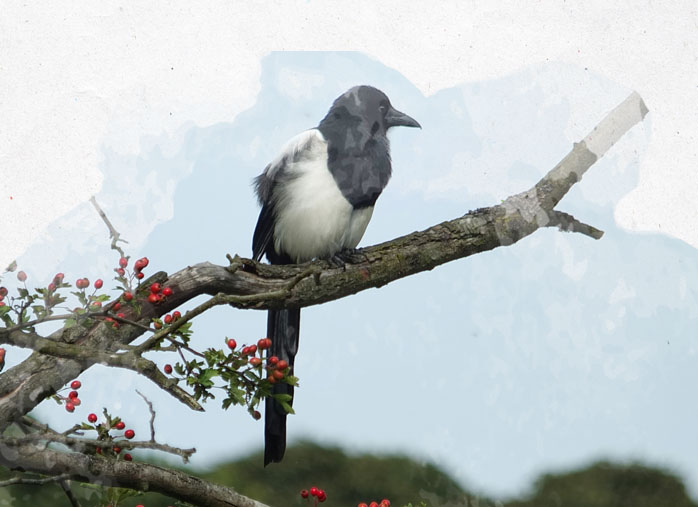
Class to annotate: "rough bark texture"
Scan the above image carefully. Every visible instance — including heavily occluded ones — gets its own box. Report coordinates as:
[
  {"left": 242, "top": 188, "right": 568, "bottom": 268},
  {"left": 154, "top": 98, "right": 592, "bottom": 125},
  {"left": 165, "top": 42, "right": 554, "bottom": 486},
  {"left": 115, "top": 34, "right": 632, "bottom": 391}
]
[
  {"left": 0, "top": 442, "right": 268, "bottom": 507},
  {"left": 0, "top": 92, "right": 648, "bottom": 507}
]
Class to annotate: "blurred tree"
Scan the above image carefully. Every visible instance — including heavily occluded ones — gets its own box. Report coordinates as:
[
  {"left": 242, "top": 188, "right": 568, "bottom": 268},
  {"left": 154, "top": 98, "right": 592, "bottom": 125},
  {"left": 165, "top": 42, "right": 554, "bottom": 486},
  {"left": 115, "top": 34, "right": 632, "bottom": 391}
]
[{"left": 506, "top": 461, "right": 697, "bottom": 507}]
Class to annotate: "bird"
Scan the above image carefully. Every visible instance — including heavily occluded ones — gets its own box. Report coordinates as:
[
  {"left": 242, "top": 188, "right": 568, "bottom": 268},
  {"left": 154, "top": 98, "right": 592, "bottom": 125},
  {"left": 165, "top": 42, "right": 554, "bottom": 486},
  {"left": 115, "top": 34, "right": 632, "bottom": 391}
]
[{"left": 252, "top": 85, "right": 420, "bottom": 465}]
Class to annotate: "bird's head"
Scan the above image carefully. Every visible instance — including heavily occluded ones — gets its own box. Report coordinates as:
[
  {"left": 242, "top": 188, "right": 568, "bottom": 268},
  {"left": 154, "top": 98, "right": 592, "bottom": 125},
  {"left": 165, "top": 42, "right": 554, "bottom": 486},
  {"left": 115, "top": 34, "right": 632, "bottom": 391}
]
[{"left": 321, "top": 85, "right": 421, "bottom": 138}]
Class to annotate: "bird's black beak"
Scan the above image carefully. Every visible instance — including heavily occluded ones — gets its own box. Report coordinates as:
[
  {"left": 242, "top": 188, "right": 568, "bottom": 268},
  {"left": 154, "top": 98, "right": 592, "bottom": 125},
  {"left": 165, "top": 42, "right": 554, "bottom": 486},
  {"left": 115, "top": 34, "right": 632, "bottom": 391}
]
[{"left": 385, "top": 106, "right": 421, "bottom": 129}]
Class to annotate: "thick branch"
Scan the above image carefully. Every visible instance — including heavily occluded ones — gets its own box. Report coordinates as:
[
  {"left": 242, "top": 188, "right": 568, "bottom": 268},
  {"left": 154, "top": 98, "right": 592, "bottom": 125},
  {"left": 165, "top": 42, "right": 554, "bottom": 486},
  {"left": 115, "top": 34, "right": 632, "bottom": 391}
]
[{"left": 0, "top": 441, "right": 268, "bottom": 507}]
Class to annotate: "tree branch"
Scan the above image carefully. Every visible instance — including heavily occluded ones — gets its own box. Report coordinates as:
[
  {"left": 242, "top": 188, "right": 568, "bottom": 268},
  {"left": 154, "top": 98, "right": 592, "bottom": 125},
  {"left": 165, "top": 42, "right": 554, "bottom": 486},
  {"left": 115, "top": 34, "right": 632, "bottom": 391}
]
[
  {"left": 0, "top": 441, "right": 269, "bottom": 507},
  {"left": 0, "top": 91, "right": 648, "bottom": 505}
]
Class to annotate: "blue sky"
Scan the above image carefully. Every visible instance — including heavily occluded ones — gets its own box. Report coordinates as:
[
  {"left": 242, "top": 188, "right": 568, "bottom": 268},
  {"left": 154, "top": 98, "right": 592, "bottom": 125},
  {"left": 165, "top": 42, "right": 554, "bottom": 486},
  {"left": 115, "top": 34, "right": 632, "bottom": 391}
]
[{"left": 14, "top": 51, "right": 698, "bottom": 499}]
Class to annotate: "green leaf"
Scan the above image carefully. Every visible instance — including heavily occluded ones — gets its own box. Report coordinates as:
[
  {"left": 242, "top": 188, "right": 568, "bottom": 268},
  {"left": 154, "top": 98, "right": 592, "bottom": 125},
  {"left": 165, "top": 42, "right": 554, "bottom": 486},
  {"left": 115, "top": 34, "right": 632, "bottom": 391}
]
[
  {"left": 198, "top": 368, "right": 218, "bottom": 387},
  {"left": 272, "top": 393, "right": 293, "bottom": 403},
  {"left": 64, "top": 318, "right": 77, "bottom": 329},
  {"left": 284, "top": 375, "right": 300, "bottom": 387},
  {"left": 279, "top": 400, "right": 295, "bottom": 415}
]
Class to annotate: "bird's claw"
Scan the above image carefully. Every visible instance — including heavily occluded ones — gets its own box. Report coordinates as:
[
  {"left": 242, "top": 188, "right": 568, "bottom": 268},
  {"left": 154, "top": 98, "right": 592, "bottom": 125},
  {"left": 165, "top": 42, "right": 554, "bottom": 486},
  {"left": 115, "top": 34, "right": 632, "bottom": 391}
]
[{"left": 328, "top": 248, "right": 367, "bottom": 268}]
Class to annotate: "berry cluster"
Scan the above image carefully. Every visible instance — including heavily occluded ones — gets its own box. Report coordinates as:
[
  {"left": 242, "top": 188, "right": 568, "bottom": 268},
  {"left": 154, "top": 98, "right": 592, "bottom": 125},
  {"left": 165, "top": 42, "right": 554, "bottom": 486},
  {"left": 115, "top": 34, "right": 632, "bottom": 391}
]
[
  {"left": 59, "top": 379, "right": 84, "bottom": 413},
  {"left": 115, "top": 256, "right": 149, "bottom": 280},
  {"left": 300, "top": 486, "right": 327, "bottom": 504},
  {"left": 83, "top": 410, "right": 136, "bottom": 462},
  {"left": 147, "top": 281, "right": 174, "bottom": 305},
  {"left": 230, "top": 336, "right": 289, "bottom": 385},
  {"left": 163, "top": 336, "right": 297, "bottom": 420},
  {"left": 358, "top": 500, "right": 391, "bottom": 507}
]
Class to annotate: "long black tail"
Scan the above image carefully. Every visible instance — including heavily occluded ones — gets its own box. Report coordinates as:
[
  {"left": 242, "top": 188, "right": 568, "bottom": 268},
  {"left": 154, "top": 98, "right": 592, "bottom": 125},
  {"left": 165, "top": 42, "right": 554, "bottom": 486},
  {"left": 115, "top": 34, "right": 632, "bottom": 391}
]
[{"left": 264, "top": 307, "right": 300, "bottom": 466}]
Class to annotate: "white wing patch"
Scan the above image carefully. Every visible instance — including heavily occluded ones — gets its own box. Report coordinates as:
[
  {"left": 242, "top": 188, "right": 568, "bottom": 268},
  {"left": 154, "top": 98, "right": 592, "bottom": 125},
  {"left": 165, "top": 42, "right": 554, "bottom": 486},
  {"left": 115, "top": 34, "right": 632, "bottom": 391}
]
[{"left": 271, "top": 129, "right": 374, "bottom": 262}]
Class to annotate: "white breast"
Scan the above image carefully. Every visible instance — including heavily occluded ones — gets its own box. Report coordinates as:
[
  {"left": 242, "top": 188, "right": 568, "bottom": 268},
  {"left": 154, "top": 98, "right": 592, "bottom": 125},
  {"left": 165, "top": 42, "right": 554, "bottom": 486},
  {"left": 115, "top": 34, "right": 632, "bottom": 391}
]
[{"left": 271, "top": 130, "right": 374, "bottom": 263}]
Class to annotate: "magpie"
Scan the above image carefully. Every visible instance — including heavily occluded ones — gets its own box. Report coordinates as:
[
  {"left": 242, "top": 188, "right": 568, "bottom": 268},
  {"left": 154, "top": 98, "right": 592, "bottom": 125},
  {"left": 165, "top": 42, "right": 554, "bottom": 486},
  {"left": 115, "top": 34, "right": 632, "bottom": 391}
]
[{"left": 252, "top": 85, "right": 420, "bottom": 465}]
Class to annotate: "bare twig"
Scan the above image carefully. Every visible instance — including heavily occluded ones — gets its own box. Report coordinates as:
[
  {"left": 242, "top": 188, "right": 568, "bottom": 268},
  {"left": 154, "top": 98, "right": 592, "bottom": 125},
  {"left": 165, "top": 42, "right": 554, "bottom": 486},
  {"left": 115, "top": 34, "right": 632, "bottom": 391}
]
[
  {"left": 136, "top": 390, "right": 157, "bottom": 442},
  {"left": 90, "top": 196, "right": 128, "bottom": 258},
  {"left": 0, "top": 473, "right": 72, "bottom": 487}
]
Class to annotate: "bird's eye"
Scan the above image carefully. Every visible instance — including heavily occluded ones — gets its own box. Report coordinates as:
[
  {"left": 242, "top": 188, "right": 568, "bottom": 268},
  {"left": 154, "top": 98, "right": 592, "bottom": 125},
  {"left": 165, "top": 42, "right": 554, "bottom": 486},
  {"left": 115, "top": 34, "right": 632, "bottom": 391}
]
[{"left": 379, "top": 105, "right": 387, "bottom": 115}]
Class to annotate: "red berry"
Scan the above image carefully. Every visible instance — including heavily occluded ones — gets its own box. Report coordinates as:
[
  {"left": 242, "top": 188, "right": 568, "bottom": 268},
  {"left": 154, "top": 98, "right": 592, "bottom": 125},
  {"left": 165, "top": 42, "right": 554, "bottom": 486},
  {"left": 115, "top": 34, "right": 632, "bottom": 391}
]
[
  {"left": 119, "top": 257, "right": 128, "bottom": 268},
  {"left": 94, "top": 279, "right": 103, "bottom": 289},
  {"left": 276, "top": 360, "right": 289, "bottom": 371},
  {"left": 115, "top": 421, "right": 125, "bottom": 430},
  {"left": 310, "top": 486, "right": 319, "bottom": 497},
  {"left": 48, "top": 283, "right": 56, "bottom": 292},
  {"left": 65, "top": 402, "right": 75, "bottom": 413},
  {"left": 69, "top": 390, "right": 79, "bottom": 399},
  {"left": 148, "top": 293, "right": 159, "bottom": 304},
  {"left": 172, "top": 310, "right": 181, "bottom": 320},
  {"left": 53, "top": 273, "right": 64, "bottom": 284},
  {"left": 0, "top": 287, "right": 6, "bottom": 297},
  {"left": 250, "top": 357, "right": 262, "bottom": 367},
  {"left": 116, "top": 313, "right": 126, "bottom": 320},
  {"left": 0, "top": 302, "right": 5, "bottom": 307},
  {"left": 227, "top": 338, "right": 237, "bottom": 349},
  {"left": 253, "top": 410, "right": 261, "bottom": 420},
  {"left": 113, "top": 446, "right": 122, "bottom": 454},
  {"left": 91, "top": 301, "right": 102, "bottom": 308},
  {"left": 88, "top": 413, "right": 98, "bottom": 423},
  {"left": 70, "top": 380, "right": 81, "bottom": 390},
  {"left": 0, "top": 348, "right": 5, "bottom": 362},
  {"left": 164, "top": 364, "right": 173, "bottom": 374},
  {"left": 162, "top": 287, "right": 173, "bottom": 297},
  {"left": 370, "top": 503, "right": 379, "bottom": 507},
  {"left": 359, "top": 504, "right": 368, "bottom": 507},
  {"left": 96, "top": 447, "right": 102, "bottom": 454},
  {"left": 164, "top": 314, "right": 173, "bottom": 324},
  {"left": 257, "top": 338, "right": 268, "bottom": 349},
  {"left": 318, "top": 491, "right": 327, "bottom": 502},
  {"left": 113, "top": 302, "right": 121, "bottom": 311},
  {"left": 124, "top": 453, "right": 133, "bottom": 461},
  {"left": 380, "top": 500, "right": 391, "bottom": 507},
  {"left": 273, "top": 369, "right": 284, "bottom": 381},
  {"left": 76, "top": 278, "right": 89, "bottom": 289},
  {"left": 136, "top": 272, "right": 144, "bottom": 279},
  {"left": 154, "top": 321, "right": 163, "bottom": 329},
  {"left": 300, "top": 490, "right": 309, "bottom": 499},
  {"left": 247, "top": 345, "right": 257, "bottom": 355},
  {"left": 71, "top": 397, "right": 81, "bottom": 406},
  {"left": 17, "top": 271, "right": 27, "bottom": 282},
  {"left": 123, "top": 291, "right": 133, "bottom": 302},
  {"left": 150, "top": 282, "right": 161, "bottom": 294},
  {"left": 116, "top": 267, "right": 125, "bottom": 276},
  {"left": 134, "top": 257, "right": 149, "bottom": 271},
  {"left": 124, "top": 429, "right": 135, "bottom": 439},
  {"left": 268, "top": 355, "right": 279, "bottom": 366}
]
